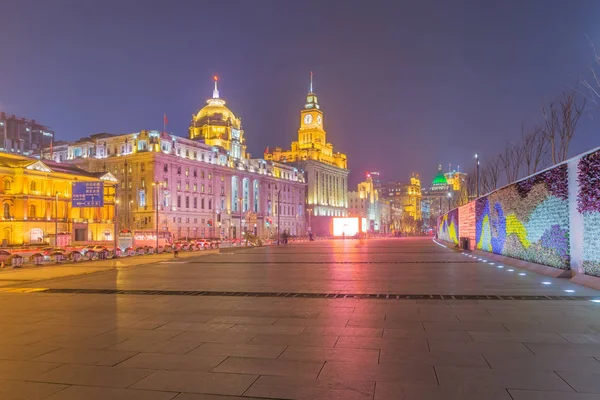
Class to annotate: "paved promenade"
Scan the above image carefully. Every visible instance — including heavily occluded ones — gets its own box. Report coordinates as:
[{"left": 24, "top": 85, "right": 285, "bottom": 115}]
[{"left": 2, "top": 238, "right": 600, "bottom": 399}]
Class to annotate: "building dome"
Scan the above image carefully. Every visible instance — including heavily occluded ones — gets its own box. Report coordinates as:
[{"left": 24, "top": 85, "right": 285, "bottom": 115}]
[
  {"left": 191, "top": 77, "right": 241, "bottom": 129},
  {"left": 431, "top": 165, "right": 448, "bottom": 189}
]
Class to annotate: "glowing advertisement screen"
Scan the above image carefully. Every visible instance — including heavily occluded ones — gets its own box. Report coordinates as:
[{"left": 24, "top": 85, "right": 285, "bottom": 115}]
[{"left": 333, "top": 217, "right": 367, "bottom": 237}]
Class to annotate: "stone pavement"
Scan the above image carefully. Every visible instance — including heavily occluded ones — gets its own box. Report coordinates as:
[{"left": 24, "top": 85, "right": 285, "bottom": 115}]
[{"left": 2, "top": 238, "right": 600, "bottom": 399}]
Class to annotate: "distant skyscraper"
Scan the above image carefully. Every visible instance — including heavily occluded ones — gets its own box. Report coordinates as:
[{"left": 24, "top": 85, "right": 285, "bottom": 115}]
[{"left": 0, "top": 112, "right": 54, "bottom": 156}]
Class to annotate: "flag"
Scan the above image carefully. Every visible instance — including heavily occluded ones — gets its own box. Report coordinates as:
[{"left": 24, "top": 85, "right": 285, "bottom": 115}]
[
  {"left": 264, "top": 146, "right": 269, "bottom": 154},
  {"left": 50, "top": 139, "right": 53, "bottom": 158},
  {"left": 163, "top": 113, "right": 168, "bottom": 131}
]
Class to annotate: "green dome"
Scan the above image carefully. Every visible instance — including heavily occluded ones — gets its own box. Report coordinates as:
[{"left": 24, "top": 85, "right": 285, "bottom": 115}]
[{"left": 432, "top": 166, "right": 448, "bottom": 186}]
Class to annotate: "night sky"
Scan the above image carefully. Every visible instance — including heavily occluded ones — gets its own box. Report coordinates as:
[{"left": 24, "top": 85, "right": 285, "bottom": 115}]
[{"left": 2, "top": 0, "right": 600, "bottom": 186}]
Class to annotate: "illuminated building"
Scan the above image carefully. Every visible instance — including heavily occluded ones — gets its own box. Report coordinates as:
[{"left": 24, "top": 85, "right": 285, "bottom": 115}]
[
  {"left": 265, "top": 74, "right": 349, "bottom": 235},
  {"left": 379, "top": 173, "right": 422, "bottom": 233},
  {"left": 42, "top": 78, "right": 306, "bottom": 239},
  {"left": 0, "top": 153, "right": 117, "bottom": 246},
  {"left": 348, "top": 173, "right": 380, "bottom": 231},
  {"left": 0, "top": 112, "right": 54, "bottom": 156},
  {"left": 421, "top": 164, "right": 468, "bottom": 227}
]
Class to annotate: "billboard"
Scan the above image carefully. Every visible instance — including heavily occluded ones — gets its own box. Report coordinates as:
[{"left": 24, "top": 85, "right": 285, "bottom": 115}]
[
  {"left": 332, "top": 217, "right": 367, "bottom": 237},
  {"left": 72, "top": 182, "right": 104, "bottom": 208}
]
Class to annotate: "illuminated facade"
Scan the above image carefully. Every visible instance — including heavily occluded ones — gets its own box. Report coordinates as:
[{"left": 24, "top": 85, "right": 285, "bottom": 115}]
[
  {"left": 421, "top": 165, "right": 467, "bottom": 227},
  {"left": 348, "top": 173, "right": 381, "bottom": 231},
  {"left": 265, "top": 74, "right": 349, "bottom": 234},
  {"left": 42, "top": 79, "right": 306, "bottom": 239},
  {"left": 379, "top": 174, "right": 422, "bottom": 233},
  {"left": 0, "top": 153, "right": 117, "bottom": 246}
]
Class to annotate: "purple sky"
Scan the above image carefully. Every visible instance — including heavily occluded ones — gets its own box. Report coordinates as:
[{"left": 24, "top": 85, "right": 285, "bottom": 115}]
[{"left": 2, "top": 0, "right": 600, "bottom": 186}]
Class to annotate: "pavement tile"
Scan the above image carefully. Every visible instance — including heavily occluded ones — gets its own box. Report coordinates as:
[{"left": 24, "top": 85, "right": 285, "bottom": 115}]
[
  {"left": 556, "top": 371, "right": 600, "bottom": 393},
  {"left": 504, "top": 323, "right": 597, "bottom": 334},
  {"left": 485, "top": 354, "right": 600, "bottom": 372},
  {"left": 212, "top": 356, "right": 324, "bottom": 378},
  {"left": 319, "top": 360, "right": 437, "bottom": 384},
  {"left": 279, "top": 346, "right": 380, "bottom": 363},
  {"left": 118, "top": 352, "right": 226, "bottom": 371},
  {"left": 95, "top": 328, "right": 184, "bottom": 342},
  {"left": 525, "top": 343, "right": 600, "bottom": 357},
  {"left": 189, "top": 342, "right": 286, "bottom": 358},
  {"left": 207, "top": 316, "right": 277, "bottom": 325},
  {"left": 559, "top": 333, "right": 600, "bottom": 344},
  {"left": 509, "top": 390, "right": 600, "bottom": 400},
  {"left": 0, "top": 378, "right": 67, "bottom": 400},
  {"left": 174, "top": 394, "right": 265, "bottom": 400},
  {"left": 379, "top": 349, "right": 489, "bottom": 367},
  {"left": 335, "top": 336, "right": 429, "bottom": 351},
  {"left": 0, "top": 344, "right": 58, "bottom": 361},
  {"left": 375, "top": 381, "right": 512, "bottom": 400},
  {"left": 226, "top": 324, "right": 306, "bottom": 335},
  {"left": 0, "top": 359, "right": 61, "bottom": 380},
  {"left": 249, "top": 334, "right": 339, "bottom": 347},
  {"left": 273, "top": 318, "right": 350, "bottom": 327},
  {"left": 423, "top": 321, "right": 508, "bottom": 332},
  {"left": 37, "top": 364, "right": 154, "bottom": 388},
  {"left": 245, "top": 375, "right": 375, "bottom": 400},
  {"left": 435, "top": 365, "right": 574, "bottom": 391},
  {"left": 131, "top": 370, "right": 258, "bottom": 396},
  {"left": 44, "top": 385, "right": 177, "bottom": 400},
  {"left": 172, "top": 331, "right": 257, "bottom": 344},
  {"left": 469, "top": 331, "right": 569, "bottom": 343},
  {"left": 156, "top": 322, "right": 234, "bottom": 332},
  {"left": 383, "top": 328, "right": 473, "bottom": 341},
  {"left": 302, "top": 327, "right": 383, "bottom": 337},
  {"left": 108, "top": 339, "right": 200, "bottom": 354},
  {"left": 33, "top": 348, "right": 138, "bottom": 366},
  {"left": 37, "top": 335, "right": 127, "bottom": 350}
]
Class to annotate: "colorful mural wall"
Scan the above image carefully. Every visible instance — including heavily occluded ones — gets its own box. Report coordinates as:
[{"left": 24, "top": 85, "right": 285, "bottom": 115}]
[
  {"left": 437, "top": 146, "right": 600, "bottom": 276},
  {"left": 578, "top": 150, "right": 600, "bottom": 277},
  {"left": 476, "top": 164, "right": 570, "bottom": 269},
  {"left": 437, "top": 208, "right": 459, "bottom": 245}
]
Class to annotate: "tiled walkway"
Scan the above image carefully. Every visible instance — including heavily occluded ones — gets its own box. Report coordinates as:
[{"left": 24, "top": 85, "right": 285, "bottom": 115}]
[{"left": 1, "top": 238, "right": 600, "bottom": 399}]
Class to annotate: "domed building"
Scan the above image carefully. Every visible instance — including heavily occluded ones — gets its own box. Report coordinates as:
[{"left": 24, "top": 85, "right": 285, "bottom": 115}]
[
  {"left": 431, "top": 165, "right": 449, "bottom": 192},
  {"left": 189, "top": 77, "right": 246, "bottom": 160}
]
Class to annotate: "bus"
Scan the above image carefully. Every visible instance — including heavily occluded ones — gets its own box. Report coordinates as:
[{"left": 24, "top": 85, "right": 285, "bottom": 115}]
[{"left": 117, "top": 230, "right": 173, "bottom": 251}]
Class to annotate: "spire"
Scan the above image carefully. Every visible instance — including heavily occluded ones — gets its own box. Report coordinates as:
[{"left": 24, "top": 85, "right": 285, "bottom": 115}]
[
  {"left": 309, "top": 71, "right": 313, "bottom": 93},
  {"left": 213, "top": 75, "right": 219, "bottom": 99}
]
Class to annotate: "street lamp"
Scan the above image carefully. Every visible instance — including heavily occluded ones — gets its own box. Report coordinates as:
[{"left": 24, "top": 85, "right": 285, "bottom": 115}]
[
  {"left": 276, "top": 186, "right": 281, "bottom": 245},
  {"left": 54, "top": 192, "right": 60, "bottom": 247},
  {"left": 152, "top": 182, "right": 160, "bottom": 251},
  {"left": 238, "top": 197, "right": 243, "bottom": 241},
  {"left": 447, "top": 192, "right": 452, "bottom": 211},
  {"left": 475, "top": 153, "right": 480, "bottom": 198}
]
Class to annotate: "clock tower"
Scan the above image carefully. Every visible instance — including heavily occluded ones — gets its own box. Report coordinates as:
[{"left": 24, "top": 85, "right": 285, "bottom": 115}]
[{"left": 298, "top": 72, "right": 326, "bottom": 149}]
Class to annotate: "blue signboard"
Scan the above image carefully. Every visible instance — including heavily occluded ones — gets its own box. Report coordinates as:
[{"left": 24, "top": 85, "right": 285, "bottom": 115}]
[{"left": 72, "top": 182, "right": 104, "bottom": 208}]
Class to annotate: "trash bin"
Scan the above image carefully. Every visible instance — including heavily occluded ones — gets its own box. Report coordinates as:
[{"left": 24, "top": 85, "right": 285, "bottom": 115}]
[{"left": 460, "top": 237, "right": 470, "bottom": 250}]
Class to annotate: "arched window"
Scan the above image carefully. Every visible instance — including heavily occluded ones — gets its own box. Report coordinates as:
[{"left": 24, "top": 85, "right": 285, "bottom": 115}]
[
  {"left": 30, "top": 181, "right": 36, "bottom": 191},
  {"left": 29, "top": 204, "right": 36, "bottom": 218},
  {"left": 3, "top": 203, "right": 10, "bottom": 219},
  {"left": 3, "top": 180, "right": 10, "bottom": 191}
]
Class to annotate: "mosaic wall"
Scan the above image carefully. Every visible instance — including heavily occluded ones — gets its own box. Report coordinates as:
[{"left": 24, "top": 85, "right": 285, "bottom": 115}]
[
  {"left": 475, "top": 164, "right": 570, "bottom": 269},
  {"left": 437, "top": 208, "right": 459, "bottom": 245},
  {"left": 578, "top": 150, "right": 600, "bottom": 277}
]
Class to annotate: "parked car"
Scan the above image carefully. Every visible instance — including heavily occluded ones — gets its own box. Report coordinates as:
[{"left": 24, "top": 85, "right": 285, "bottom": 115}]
[
  {"left": 82, "top": 245, "right": 107, "bottom": 255},
  {"left": 0, "top": 249, "right": 13, "bottom": 263},
  {"left": 42, "top": 247, "right": 66, "bottom": 260}
]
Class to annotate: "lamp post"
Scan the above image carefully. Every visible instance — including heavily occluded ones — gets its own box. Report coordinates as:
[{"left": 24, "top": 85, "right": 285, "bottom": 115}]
[
  {"left": 447, "top": 192, "right": 452, "bottom": 211},
  {"left": 54, "top": 192, "right": 60, "bottom": 247},
  {"left": 238, "top": 197, "right": 243, "bottom": 241},
  {"left": 307, "top": 207, "right": 313, "bottom": 234},
  {"left": 152, "top": 182, "right": 160, "bottom": 251},
  {"left": 276, "top": 186, "right": 281, "bottom": 245},
  {"left": 475, "top": 153, "right": 480, "bottom": 198},
  {"left": 113, "top": 184, "right": 119, "bottom": 258}
]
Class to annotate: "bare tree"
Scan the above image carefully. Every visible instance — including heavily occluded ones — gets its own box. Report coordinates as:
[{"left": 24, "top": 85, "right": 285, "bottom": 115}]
[
  {"left": 521, "top": 123, "right": 549, "bottom": 175},
  {"left": 541, "top": 91, "right": 585, "bottom": 164},
  {"left": 499, "top": 144, "right": 523, "bottom": 184},
  {"left": 480, "top": 157, "right": 501, "bottom": 195}
]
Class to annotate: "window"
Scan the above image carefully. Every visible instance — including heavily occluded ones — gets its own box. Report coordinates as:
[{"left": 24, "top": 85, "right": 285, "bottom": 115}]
[
  {"left": 173, "top": 217, "right": 176, "bottom": 223},
  {"left": 164, "top": 164, "right": 168, "bottom": 172},
  {"left": 220, "top": 175, "right": 224, "bottom": 182},
  {"left": 177, "top": 166, "right": 181, "bottom": 175},
  {"left": 3, "top": 203, "right": 9, "bottom": 219},
  {"left": 193, "top": 183, "right": 197, "bottom": 192},
  {"left": 208, "top": 185, "right": 212, "bottom": 194},
  {"left": 141, "top": 178, "right": 146, "bottom": 188},
  {"left": 201, "top": 184, "right": 205, "bottom": 193},
  {"left": 208, "top": 200, "right": 212, "bottom": 210},
  {"left": 193, "top": 198, "right": 197, "bottom": 208},
  {"left": 220, "top": 186, "right": 224, "bottom": 195},
  {"left": 29, "top": 204, "right": 36, "bottom": 218},
  {"left": 194, "top": 218, "right": 198, "bottom": 223},
  {"left": 186, "top": 150, "right": 189, "bottom": 158},
  {"left": 177, "top": 196, "right": 181, "bottom": 208},
  {"left": 140, "top": 163, "right": 145, "bottom": 172},
  {"left": 30, "top": 181, "right": 36, "bottom": 191},
  {"left": 208, "top": 173, "right": 212, "bottom": 180},
  {"left": 185, "top": 182, "right": 189, "bottom": 191},
  {"left": 185, "top": 168, "right": 189, "bottom": 177},
  {"left": 164, "top": 178, "right": 168, "bottom": 187},
  {"left": 178, "top": 217, "right": 181, "bottom": 223},
  {"left": 3, "top": 180, "right": 10, "bottom": 191},
  {"left": 193, "top": 169, "right": 197, "bottom": 177},
  {"left": 177, "top": 181, "right": 181, "bottom": 190},
  {"left": 201, "top": 170, "right": 205, "bottom": 179},
  {"left": 139, "top": 190, "right": 146, "bottom": 207},
  {"left": 193, "top": 151, "right": 197, "bottom": 159},
  {"left": 201, "top": 198, "right": 205, "bottom": 209},
  {"left": 185, "top": 197, "right": 189, "bottom": 208}
]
